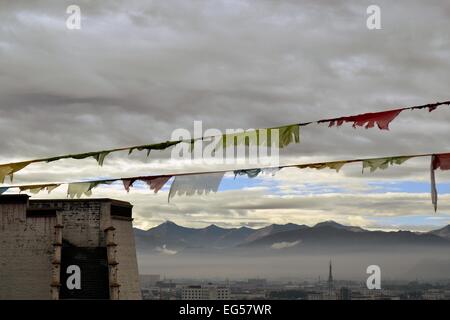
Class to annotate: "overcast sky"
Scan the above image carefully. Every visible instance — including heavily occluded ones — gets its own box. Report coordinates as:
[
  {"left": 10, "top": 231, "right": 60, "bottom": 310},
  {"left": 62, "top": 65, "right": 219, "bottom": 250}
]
[{"left": 1, "top": 0, "right": 449, "bottom": 231}]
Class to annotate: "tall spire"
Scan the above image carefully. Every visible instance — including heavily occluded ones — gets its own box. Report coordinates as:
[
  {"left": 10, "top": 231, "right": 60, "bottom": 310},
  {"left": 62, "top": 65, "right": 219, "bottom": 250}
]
[{"left": 327, "top": 260, "right": 333, "bottom": 294}]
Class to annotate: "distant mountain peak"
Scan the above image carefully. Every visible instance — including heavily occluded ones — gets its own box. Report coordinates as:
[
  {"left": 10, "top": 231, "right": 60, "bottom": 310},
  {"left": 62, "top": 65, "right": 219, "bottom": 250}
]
[
  {"left": 134, "top": 221, "right": 450, "bottom": 252},
  {"left": 428, "top": 224, "right": 450, "bottom": 240},
  {"left": 313, "top": 221, "right": 365, "bottom": 233},
  {"left": 314, "top": 220, "right": 343, "bottom": 227},
  {"left": 205, "top": 224, "right": 222, "bottom": 230},
  {"left": 149, "top": 220, "right": 191, "bottom": 234},
  {"left": 159, "top": 220, "right": 181, "bottom": 229}
]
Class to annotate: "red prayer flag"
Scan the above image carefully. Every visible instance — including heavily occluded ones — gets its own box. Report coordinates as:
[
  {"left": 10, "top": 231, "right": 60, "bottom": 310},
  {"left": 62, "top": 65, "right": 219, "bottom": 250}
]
[
  {"left": 122, "top": 178, "right": 136, "bottom": 192},
  {"left": 141, "top": 176, "right": 172, "bottom": 193},
  {"left": 122, "top": 176, "right": 172, "bottom": 193},
  {"left": 324, "top": 109, "right": 403, "bottom": 130},
  {"left": 432, "top": 153, "right": 450, "bottom": 171}
]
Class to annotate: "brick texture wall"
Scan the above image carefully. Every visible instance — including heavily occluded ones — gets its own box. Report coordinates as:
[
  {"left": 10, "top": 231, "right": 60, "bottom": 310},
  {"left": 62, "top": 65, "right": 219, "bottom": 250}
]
[
  {"left": 112, "top": 216, "right": 142, "bottom": 299},
  {"left": 30, "top": 200, "right": 105, "bottom": 247},
  {"left": 0, "top": 201, "right": 54, "bottom": 300},
  {"left": 0, "top": 197, "right": 141, "bottom": 300}
]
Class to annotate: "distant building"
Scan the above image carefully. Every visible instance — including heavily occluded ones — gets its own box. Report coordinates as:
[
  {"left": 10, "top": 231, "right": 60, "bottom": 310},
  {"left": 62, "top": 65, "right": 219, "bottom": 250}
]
[
  {"left": 156, "top": 280, "right": 177, "bottom": 289},
  {"left": 247, "top": 278, "right": 267, "bottom": 287},
  {"left": 182, "top": 285, "right": 230, "bottom": 300},
  {"left": 0, "top": 195, "right": 141, "bottom": 300},
  {"left": 422, "top": 289, "right": 445, "bottom": 300},
  {"left": 306, "top": 292, "right": 324, "bottom": 300},
  {"left": 339, "top": 287, "right": 352, "bottom": 300},
  {"left": 141, "top": 287, "right": 161, "bottom": 300},
  {"left": 306, "top": 260, "right": 339, "bottom": 300},
  {"left": 231, "top": 292, "right": 267, "bottom": 300},
  {"left": 327, "top": 260, "right": 334, "bottom": 295},
  {"left": 141, "top": 274, "right": 161, "bottom": 287},
  {"left": 351, "top": 288, "right": 400, "bottom": 300}
]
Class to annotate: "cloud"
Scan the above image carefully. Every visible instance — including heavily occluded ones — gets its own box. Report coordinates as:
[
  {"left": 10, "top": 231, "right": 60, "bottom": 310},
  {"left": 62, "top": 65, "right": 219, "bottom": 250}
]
[
  {"left": 271, "top": 240, "right": 300, "bottom": 249},
  {"left": 0, "top": 1, "right": 449, "bottom": 230},
  {"left": 156, "top": 245, "right": 178, "bottom": 255},
  {"left": 15, "top": 180, "right": 449, "bottom": 232}
]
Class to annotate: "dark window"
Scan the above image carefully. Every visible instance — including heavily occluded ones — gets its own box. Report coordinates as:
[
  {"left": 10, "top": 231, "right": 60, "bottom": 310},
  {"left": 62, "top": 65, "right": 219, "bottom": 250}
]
[
  {"left": 60, "top": 245, "right": 110, "bottom": 300},
  {"left": 26, "top": 209, "right": 57, "bottom": 218},
  {"left": 111, "top": 204, "right": 132, "bottom": 218}
]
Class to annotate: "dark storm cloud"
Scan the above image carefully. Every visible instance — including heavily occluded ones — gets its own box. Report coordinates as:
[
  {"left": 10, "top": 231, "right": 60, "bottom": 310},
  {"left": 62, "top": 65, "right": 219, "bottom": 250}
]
[{"left": 1, "top": 0, "right": 449, "bottom": 228}]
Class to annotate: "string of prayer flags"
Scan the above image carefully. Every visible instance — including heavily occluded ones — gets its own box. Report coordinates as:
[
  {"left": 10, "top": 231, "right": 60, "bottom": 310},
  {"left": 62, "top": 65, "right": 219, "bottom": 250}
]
[
  {"left": 362, "top": 156, "right": 412, "bottom": 173},
  {"left": 19, "top": 184, "right": 60, "bottom": 194},
  {"left": 431, "top": 153, "right": 450, "bottom": 170},
  {"left": 122, "top": 176, "right": 172, "bottom": 193},
  {"left": 0, "top": 100, "right": 448, "bottom": 181},
  {"left": 142, "top": 176, "right": 172, "bottom": 193},
  {"left": 71, "top": 151, "right": 110, "bottom": 166},
  {"left": 215, "top": 130, "right": 258, "bottom": 151},
  {"left": 67, "top": 182, "right": 93, "bottom": 198},
  {"left": 261, "top": 167, "right": 281, "bottom": 176},
  {"left": 0, "top": 161, "right": 33, "bottom": 183},
  {"left": 2, "top": 150, "right": 450, "bottom": 212},
  {"left": 27, "top": 141, "right": 181, "bottom": 179},
  {"left": 296, "top": 161, "right": 347, "bottom": 172},
  {"left": 168, "top": 172, "right": 224, "bottom": 200},
  {"left": 216, "top": 131, "right": 249, "bottom": 150},
  {"left": 430, "top": 153, "right": 450, "bottom": 212},
  {"left": 128, "top": 141, "right": 181, "bottom": 157},
  {"left": 277, "top": 125, "right": 300, "bottom": 148},
  {"left": 67, "top": 180, "right": 113, "bottom": 198},
  {"left": 321, "top": 109, "right": 403, "bottom": 130},
  {"left": 122, "top": 178, "right": 136, "bottom": 192},
  {"left": 46, "top": 142, "right": 181, "bottom": 167},
  {"left": 431, "top": 155, "right": 438, "bottom": 212},
  {"left": 234, "top": 168, "right": 262, "bottom": 179},
  {"left": 410, "top": 101, "right": 449, "bottom": 113},
  {"left": 93, "top": 151, "right": 110, "bottom": 166},
  {"left": 215, "top": 124, "right": 300, "bottom": 150}
]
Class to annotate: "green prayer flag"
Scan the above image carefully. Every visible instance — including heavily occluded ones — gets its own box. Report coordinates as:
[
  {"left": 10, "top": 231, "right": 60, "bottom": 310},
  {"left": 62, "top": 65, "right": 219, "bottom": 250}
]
[
  {"left": 19, "top": 184, "right": 60, "bottom": 194},
  {"left": 296, "top": 161, "right": 347, "bottom": 172},
  {"left": 362, "top": 156, "right": 412, "bottom": 173},
  {"left": 128, "top": 141, "right": 180, "bottom": 156},
  {"left": 215, "top": 125, "right": 300, "bottom": 151},
  {"left": 234, "top": 169, "right": 262, "bottom": 179},
  {"left": 276, "top": 125, "right": 300, "bottom": 148},
  {"left": 67, "top": 180, "right": 113, "bottom": 198}
]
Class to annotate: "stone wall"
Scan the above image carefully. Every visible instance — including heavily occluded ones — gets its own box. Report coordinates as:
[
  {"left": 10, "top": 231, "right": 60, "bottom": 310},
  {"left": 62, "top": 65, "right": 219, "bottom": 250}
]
[
  {"left": 29, "top": 200, "right": 105, "bottom": 247},
  {"left": 0, "top": 197, "right": 141, "bottom": 300},
  {"left": 112, "top": 216, "right": 142, "bottom": 299},
  {"left": 0, "top": 196, "right": 54, "bottom": 300}
]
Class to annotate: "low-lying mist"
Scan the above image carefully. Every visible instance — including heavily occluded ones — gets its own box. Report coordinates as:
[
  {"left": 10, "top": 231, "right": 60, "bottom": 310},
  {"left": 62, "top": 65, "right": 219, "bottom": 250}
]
[{"left": 137, "top": 247, "right": 450, "bottom": 281}]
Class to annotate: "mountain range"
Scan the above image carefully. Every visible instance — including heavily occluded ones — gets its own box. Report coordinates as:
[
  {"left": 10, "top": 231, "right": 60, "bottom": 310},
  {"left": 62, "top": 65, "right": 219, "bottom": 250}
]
[{"left": 134, "top": 221, "right": 450, "bottom": 254}]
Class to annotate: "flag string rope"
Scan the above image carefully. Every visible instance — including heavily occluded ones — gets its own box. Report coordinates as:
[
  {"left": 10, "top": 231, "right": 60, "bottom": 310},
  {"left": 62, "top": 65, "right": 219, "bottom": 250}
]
[
  {"left": 0, "top": 100, "right": 449, "bottom": 184},
  {"left": 2, "top": 150, "right": 449, "bottom": 210},
  {"left": 0, "top": 150, "right": 446, "bottom": 188}
]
